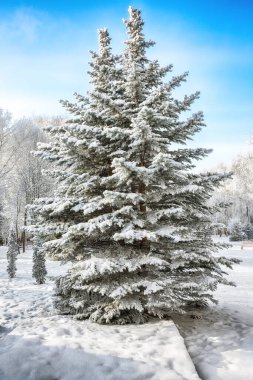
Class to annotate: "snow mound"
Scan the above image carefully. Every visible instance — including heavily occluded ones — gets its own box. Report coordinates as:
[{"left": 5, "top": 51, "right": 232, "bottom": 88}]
[
  {"left": 0, "top": 319, "right": 200, "bottom": 380},
  {"left": 0, "top": 248, "right": 199, "bottom": 380}
]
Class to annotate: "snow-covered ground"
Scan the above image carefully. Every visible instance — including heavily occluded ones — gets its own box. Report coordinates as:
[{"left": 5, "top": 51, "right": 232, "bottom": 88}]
[
  {"left": 1, "top": 239, "right": 252, "bottom": 380},
  {"left": 0, "top": 247, "right": 199, "bottom": 380},
  {"left": 174, "top": 237, "right": 253, "bottom": 380}
]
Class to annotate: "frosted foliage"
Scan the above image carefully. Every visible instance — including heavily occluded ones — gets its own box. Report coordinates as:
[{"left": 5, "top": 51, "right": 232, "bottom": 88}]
[
  {"left": 29, "top": 7, "right": 239, "bottom": 324},
  {"left": 6, "top": 227, "right": 19, "bottom": 279},
  {"left": 209, "top": 154, "right": 253, "bottom": 226},
  {"left": 32, "top": 234, "right": 47, "bottom": 284},
  {"left": 229, "top": 221, "right": 246, "bottom": 242}
]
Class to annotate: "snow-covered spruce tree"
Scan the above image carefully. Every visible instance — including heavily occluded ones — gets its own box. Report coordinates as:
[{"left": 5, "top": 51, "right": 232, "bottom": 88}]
[
  {"left": 229, "top": 221, "right": 246, "bottom": 242},
  {"left": 6, "top": 226, "right": 19, "bottom": 279},
  {"left": 243, "top": 222, "right": 253, "bottom": 240},
  {"left": 32, "top": 234, "right": 47, "bottom": 284},
  {"left": 29, "top": 7, "right": 239, "bottom": 324}
]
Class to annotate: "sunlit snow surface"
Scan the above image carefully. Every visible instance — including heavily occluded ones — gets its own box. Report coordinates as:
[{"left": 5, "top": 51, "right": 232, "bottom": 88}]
[
  {"left": 1, "top": 239, "right": 252, "bottom": 380},
  {"left": 0, "top": 247, "right": 199, "bottom": 380},
  {"left": 174, "top": 237, "right": 253, "bottom": 380}
]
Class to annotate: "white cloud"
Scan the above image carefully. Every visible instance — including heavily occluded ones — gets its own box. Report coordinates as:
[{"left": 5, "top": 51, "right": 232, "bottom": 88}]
[
  {"left": 191, "top": 141, "right": 251, "bottom": 172},
  {"left": 0, "top": 93, "right": 64, "bottom": 120},
  {"left": 13, "top": 8, "right": 41, "bottom": 42},
  {"left": 0, "top": 7, "right": 43, "bottom": 43}
]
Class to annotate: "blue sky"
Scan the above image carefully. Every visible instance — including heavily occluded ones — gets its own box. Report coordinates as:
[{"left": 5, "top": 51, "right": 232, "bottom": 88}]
[{"left": 1, "top": 0, "right": 253, "bottom": 169}]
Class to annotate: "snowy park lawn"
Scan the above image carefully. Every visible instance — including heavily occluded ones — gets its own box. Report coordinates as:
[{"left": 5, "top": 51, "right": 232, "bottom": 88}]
[
  {"left": 1, "top": 239, "right": 252, "bottom": 380},
  {"left": 0, "top": 247, "right": 199, "bottom": 380},
  {"left": 174, "top": 236, "right": 253, "bottom": 380}
]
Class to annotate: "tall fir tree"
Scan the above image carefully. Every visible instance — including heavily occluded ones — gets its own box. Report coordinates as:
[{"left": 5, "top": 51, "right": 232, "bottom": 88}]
[
  {"left": 29, "top": 7, "right": 239, "bottom": 324},
  {"left": 229, "top": 221, "right": 246, "bottom": 241},
  {"left": 32, "top": 234, "right": 47, "bottom": 284},
  {"left": 243, "top": 222, "right": 253, "bottom": 240},
  {"left": 7, "top": 226, "right": 19, "bottom": 279}
]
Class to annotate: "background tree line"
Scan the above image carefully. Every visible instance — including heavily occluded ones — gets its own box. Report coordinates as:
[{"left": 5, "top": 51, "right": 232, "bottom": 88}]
[
  {"left": 209, "top": 150, "right": 253, "bottom": 240},
  {"left": 1, "top": 106, "right": 253, "bottom": 246},
  {"left": 0, "top": 109, "right": 63, "bottom": 248}
]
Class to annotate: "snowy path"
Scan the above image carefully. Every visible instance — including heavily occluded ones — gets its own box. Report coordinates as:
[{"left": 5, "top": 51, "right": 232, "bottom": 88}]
[
  {"left": 174, "top": 240, "right": 253, "bottom": 380},
  {"left": 0, "top": 248, "right": 199, "bottom": 380}
]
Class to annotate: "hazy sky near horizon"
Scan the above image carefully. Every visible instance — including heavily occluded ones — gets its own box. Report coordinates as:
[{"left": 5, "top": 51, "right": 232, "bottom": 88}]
[{"left": 1, "top": 0, "right": 253, "bottom": 169}]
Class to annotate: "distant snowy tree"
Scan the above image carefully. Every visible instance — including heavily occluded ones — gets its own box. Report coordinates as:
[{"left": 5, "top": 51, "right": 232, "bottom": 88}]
[
  {"left": 229, "top": 220, "right": 246, "bottom": 241},
  {"left": 32, "top": 234, "right": 47, "bottom": 284},
  {"left": 13, "top": 118, "right": 53, "bottom": 252},
  {"left": 29, "top": 7, "right": 239, "bottom": 324},
  {"left": 210, "top": 152, "right": 253, "bottom": 227},
  {"left": 0, "top": 109, "right": 13, "bottom": 179},
  {"left": 0, "top": 190, "right": 5, "bottom": 245},
  {"left": 243, "top": 222, "right": 253, "bottom": 240},
  {"left": 6, "top": 226, "right": 19, "bottom": 279},
  {"left": 0, "top": 115, "right": 54, "bottom": 247}
]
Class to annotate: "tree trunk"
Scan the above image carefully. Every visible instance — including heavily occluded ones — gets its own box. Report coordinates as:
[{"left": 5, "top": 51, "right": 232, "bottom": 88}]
[
  {"left": 139, "top": 182, "right": 146, "bottom": 212},
  {"left": 21, "top": 209, "right": 27, "bottom": 253}
]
